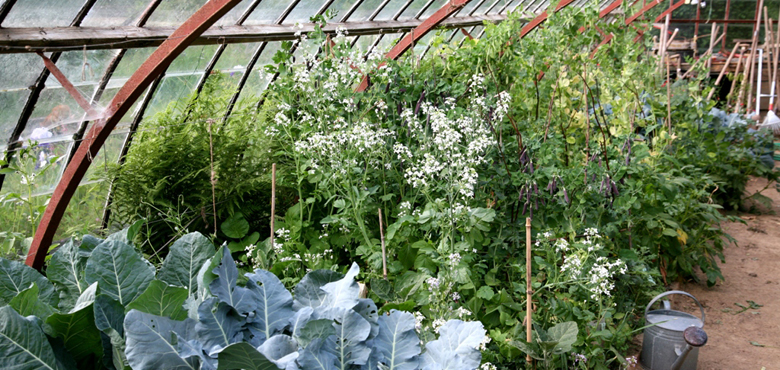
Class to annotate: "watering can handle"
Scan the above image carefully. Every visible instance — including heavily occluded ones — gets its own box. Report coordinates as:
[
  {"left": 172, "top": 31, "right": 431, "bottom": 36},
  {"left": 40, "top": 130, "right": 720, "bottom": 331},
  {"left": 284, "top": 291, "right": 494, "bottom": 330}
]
[{"left": 644, "top": 290, "right": 706, "bottom": 325}]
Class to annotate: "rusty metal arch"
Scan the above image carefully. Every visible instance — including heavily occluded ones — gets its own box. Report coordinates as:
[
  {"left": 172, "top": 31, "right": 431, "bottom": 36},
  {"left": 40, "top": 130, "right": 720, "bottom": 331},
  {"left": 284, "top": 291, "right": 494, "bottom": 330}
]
[{"left": 26, "top": 0, "right": 243, "bottom": 270}]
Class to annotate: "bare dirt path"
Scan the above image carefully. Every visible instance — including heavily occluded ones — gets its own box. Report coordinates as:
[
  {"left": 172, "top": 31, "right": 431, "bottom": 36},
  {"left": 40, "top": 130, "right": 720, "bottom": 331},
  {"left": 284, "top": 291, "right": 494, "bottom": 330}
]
[{"left": 679, "top": 177, "right": 780, "bottom": 370}]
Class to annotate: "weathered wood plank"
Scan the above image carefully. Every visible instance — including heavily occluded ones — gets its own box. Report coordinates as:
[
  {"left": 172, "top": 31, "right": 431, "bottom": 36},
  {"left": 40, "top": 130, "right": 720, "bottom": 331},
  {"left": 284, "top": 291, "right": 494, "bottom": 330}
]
[{"left": 0, "top": 14, "right": 508, "bottom": 53}]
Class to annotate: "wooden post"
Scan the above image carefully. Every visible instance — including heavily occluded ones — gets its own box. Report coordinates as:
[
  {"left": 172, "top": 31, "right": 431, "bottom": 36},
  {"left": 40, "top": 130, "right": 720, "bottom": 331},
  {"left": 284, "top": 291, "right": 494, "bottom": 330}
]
[
  {"left": 525, "top": 217, "right": 532, "bottom": 365},
  {"left": 378, "top": 208, "right": 387, "bottom": 280},
  {"left": 270, "top": 163, "right": 276, "bottom": 251}
]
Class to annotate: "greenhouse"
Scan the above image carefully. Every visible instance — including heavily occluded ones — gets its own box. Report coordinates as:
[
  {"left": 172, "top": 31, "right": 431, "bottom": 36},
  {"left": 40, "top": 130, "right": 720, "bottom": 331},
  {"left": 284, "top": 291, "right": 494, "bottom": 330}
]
[{"left": 0, "top": 0, "right": 779, "bottom": 368}]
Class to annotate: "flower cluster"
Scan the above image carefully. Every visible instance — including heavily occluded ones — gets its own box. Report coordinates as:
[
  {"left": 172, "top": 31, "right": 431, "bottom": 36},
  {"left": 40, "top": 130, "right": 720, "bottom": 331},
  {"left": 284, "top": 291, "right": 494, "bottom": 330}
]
[{"left": 586, "top": 256, "right": 627, "bottom": 300}]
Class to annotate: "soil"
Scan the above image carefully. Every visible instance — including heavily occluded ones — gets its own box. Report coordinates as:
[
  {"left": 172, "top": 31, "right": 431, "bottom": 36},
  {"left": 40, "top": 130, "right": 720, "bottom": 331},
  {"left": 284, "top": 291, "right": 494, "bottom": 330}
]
[
  {"left": 631, "top": 177, "right": 780, "bottom": 370},
  {"left": 685, "top": 177, "right": 780, "bottom": 370}
]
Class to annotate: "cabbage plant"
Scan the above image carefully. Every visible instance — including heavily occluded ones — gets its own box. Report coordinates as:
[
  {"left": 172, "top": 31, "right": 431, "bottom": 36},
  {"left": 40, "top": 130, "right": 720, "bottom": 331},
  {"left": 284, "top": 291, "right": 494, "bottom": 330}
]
[{"left": 0, "top": 230, "right": 486, "bottom": 370}]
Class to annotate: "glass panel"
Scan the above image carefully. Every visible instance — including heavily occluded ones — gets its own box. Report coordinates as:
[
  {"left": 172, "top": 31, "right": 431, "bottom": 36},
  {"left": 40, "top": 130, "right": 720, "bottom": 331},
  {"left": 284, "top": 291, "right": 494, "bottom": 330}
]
[
  {"left": 167, "top": 45, "right": 218, "bottom": 74},
  {"left": 531, "top": 0, "right": 550, "bottom": 13},
  {"left": 0, "top": 54, "right": 45, "bottom": 143},
  {"left": 132, "top": 44, "right": 215, "bottom": 118},
  {"left": 81, "top": 0, "right": 150, "bottom": 27},
  {"left": 0, "top": 54, "right": 46, "bottom": 90},
  {"left": 419, "top": 0, "right": 448, "bottom": 18},
  {"left": 55, "top": 180, "right": 110, "bottom": 239},
  {"left": 82, "top": 132, "right": 125, "bottom": 184},
  {"left": 353, "top": 34, "right": 380, "bottom": 52},
  {"left": 375, "top": 32, "right": 404, "bottom": 54},
  {"left": 368, "top": 0, "right": 409, "bottom": 21},
  {"left": 216, "top": 0, "right": 258, "bottom": 26},
  {"left": 501, "top": 0, "right": 525, "bottom": 13},
  {"left": 449, "top": 28, "right": 467, "bottom": 43},
  {"left": 243, "top": 0, "right": 292, "bottom": 24},
  {"left": 145, "top": 0, "right": 206, "bottom": 27},
  {"left": 2, "top": 0, "right": 85, "bottom": 27},
  {"left": 20, "top": 49, "right": 120, "bottom": 142},
  {"left": 412, "top": 30, "right": 436, "bottom": 55},
  {"left": 236, "top": 42, "right": 281, "bottom": 105},
  {"left": 144, "top": 74, "right": 201, "bottom": 117},
  {"left": 398, "top": 0, "right": 433, "bottom": 19},
  {"left": 326, "top": 0, "right": 361, "bottom": 21},
  {"left": 112, "top": 48, "right": 155, "bottom": 81},
  {"left": 459, "top": 0, "right": 480, "bottom": 15},
  {"left": 97, "top": 48, "right": 155, "bottom": 104},
  {"left": 485, "top": 0, "right": 511, "bottom": 14},
  {"left": 342, "top": 0, "right": 390, "bottom": 22},
  {"left": 95, "top": 86, "right": 144, "bottom": 130},
  {"left": 0, "top": 90, "right": 30, "bottom": 145},
  {"left": 211, "top": 42, "right": 263, "bottom": 89},
  {"left": 285, "top": 0, "right": 330, "bottom": 23},
  {"left": 1, "top": 139, "right": 71, "bottom": 197}
]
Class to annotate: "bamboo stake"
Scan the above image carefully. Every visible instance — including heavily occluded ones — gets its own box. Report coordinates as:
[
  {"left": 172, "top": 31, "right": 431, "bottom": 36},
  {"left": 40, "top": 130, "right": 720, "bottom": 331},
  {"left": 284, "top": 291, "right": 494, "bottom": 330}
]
[
  {"left": 659, "top": 15, "right": 671, "bottom": 73},
  {"left": 764, "top": 11, "right": 778, "bottom": 111},
  {"left": 775, "top": 7, "right": 780, "bottom": 112},
  {"left": 745, "top": 0, "right": 764, "bottom": 114},
  {"left": 208, "top": 120, "right": 217, "bottom": 233},
  {"left": 708, "top": 42, "right": 741, "bottom": 101},
  {"left": 525, "top": 217, "right": 532, "bottom": 365},
  {"left": 667, "top": 48, "right": 673, "bottom": 131},
  {"left": 270, "top": 163, "right": 276, "bottom": 252},
  {"left": 681, "top": 32, "right": 725, "bottom": 80},
  {"left": 378, "top": 208, "right": 387, "bottom": 280},
  {"left": 707, "top": 23, "right": 717, "bottom": 70},
  {"left": 729, "top": 45, "right": 746, "bottom": 108},
  {"left": 665, "top": 28, "right": 679, "bottom": 50}
]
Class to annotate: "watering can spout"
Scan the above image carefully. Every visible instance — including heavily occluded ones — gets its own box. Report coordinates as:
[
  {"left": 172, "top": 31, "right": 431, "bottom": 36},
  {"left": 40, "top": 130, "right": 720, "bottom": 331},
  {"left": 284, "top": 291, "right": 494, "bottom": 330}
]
[{"left": 670, "top": 327, "right": 708, "bottom": 370}]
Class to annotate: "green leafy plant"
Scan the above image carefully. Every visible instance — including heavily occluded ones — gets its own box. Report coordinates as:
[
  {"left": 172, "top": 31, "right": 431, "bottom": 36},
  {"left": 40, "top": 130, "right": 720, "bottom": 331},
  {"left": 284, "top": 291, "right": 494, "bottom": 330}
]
[{"left": 0, "top": 228, "right": 490, "bottom": 370}]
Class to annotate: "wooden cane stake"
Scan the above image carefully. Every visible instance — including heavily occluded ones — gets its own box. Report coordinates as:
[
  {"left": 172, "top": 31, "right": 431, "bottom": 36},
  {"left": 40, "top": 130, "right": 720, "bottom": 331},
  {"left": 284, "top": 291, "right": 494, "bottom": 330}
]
[
  {"left": 708, "top": 43, "right": 741, "bottom": 101},
  {"left": 775, "top": 8, "right": 780, "bottom": 112},
  {"left": 525, "top": 217, "right": 532, "bottom": 365},
  {"left": 270, "top": 163, "right": 276, "bottom": 252},
  {"left": 729, "top": 46, "right": 746, "bottom": 108},
  {"left": 378, "top": 208, "right": 387, "bottom": 280},
  {"left": 708, "top": 23, "right": 717, "bottom": 70},
  {"left": 743, "top": 0, "right": 764, "bottom": 114}
]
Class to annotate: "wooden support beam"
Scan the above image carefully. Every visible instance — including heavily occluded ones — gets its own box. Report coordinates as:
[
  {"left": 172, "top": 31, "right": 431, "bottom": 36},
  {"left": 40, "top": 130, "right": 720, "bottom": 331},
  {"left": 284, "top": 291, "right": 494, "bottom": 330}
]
[{"left": 0, "top": 14, "right": 509, "bottom": 54}]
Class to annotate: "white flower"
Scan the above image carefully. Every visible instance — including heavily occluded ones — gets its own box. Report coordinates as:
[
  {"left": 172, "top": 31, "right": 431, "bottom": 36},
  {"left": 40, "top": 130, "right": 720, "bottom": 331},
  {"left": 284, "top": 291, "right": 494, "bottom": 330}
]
[
  {"left": 448, "top": 253, "right": 461, "bottom": 266},
  {"left": 426, "top": 277, "right": 440, "bottom": 292},
  {"left": 432, "top": 318, "right": 446, "bottom": 333},
  {"left": 451, "top": 292, "right": 460, "bottom": 301},
  {"left": 480, "top": 363, "right": 497, "bottom": 370},
  {"left": 554, "top": 239, "right": 570, "bottom": 253},
  {"left": 477, "top": 334, "right": 491, "bottom": 351},
  {"left": 414, "top": 311, "right": 425, "bottom": 332},
  {"left": 455, "top": 307, "right": 472, "bottom": 318}
]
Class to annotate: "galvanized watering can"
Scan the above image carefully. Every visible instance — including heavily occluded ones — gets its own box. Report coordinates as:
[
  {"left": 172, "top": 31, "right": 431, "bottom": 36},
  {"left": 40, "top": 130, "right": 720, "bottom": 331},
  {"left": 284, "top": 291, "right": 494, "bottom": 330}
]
[{"left": 640, "top": 291, "right": 708, "bottom": 370}]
